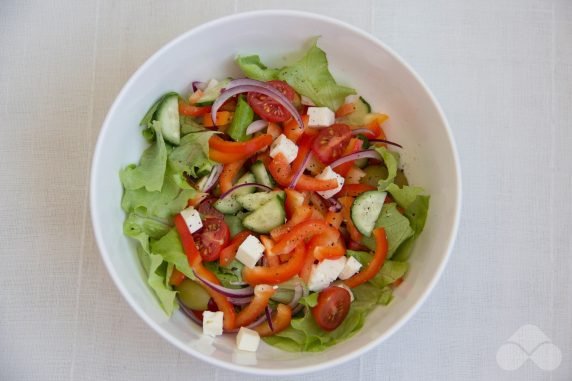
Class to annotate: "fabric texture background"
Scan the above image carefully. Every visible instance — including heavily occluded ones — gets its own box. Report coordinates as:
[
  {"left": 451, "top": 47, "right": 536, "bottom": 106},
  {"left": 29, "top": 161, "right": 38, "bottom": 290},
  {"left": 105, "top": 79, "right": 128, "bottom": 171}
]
[{"left": 1, "top": 0, "right": 571, "bottom": 380}]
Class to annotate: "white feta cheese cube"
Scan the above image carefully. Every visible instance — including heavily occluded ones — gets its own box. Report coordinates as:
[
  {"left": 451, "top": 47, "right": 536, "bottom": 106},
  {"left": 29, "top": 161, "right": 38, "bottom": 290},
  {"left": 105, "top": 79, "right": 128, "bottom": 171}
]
[
  {"left": 315, "top": 166, "right": 345, "bottom": 199},
  {"left": 334, "top": 282, "right": 355, "bottom": 302},
  {"left": 236, "top": 327, "right": 261, "bottom": 352},
  {"left": 269, "top": 134, "right": 298, "bottom": 164},
  {"left": 308, "top": 256, "right": 347, "bottom": 292},
  {"left": 338, "top": 256, "right": 363, "bottom": 280},
  {"left": 180, "top": 207, "right": 203, "bottom": 233},
  {"left": 308, "top": 107, "right": 335, "bottom": 127},
  {"left": 235, "top": 235, "right": 265, "bottom": 268},
  {"left": 301, "top": 95, "right": 315, "bottom": 106},
  {"left": 344, "top": 94, "right": 360, "bottom": 105},
  {"left": 202, "top": 311, "right": 223, "bottom": 337}
]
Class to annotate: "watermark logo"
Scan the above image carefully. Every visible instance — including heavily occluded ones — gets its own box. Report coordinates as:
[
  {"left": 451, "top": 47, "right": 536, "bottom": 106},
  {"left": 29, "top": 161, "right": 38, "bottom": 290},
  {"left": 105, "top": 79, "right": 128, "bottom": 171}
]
[{"left": 496, "top": 324, "right": 562, "bottom": 371}]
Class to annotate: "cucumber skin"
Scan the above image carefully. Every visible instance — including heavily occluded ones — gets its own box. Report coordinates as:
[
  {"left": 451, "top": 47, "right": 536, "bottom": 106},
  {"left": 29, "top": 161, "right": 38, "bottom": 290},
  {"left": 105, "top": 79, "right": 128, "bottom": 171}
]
[
  {"left": 351, "top": 190, "right": 387, "bottom": 236},
  {"left": 242, "top": 197, "right": 285, "bottom": 233}
]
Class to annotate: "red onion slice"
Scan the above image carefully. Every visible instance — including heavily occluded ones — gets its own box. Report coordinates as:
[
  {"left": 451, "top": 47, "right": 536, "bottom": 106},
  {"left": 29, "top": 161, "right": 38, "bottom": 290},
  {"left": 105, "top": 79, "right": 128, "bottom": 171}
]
[
  {"left": 288, "top": 152, "right": 312, "bottom": 189},
  {"left": 245, "top": 120, "right": 269, "bottom": 135},
  {"left": 211, "top": 82, "right": 304, "bottom": 130},
  {"left": 200, "top": 165, "right": 223, "bottom": 192},
  {"left": 178, "top": 300, "right": 203, "bottom": 325},
  {"left": 265, "top": 305, "right": 274, "bottom": 332},
  {"left": 369, "top": 139, "right": 403, "bottom": 148},
  {"left": 219, "top": 182, "right": 273, "bottom": 200},
  {"left": 192, "top": 81, "right": 207, "bottom": 92},
  {"left": 351, "top": 128, "right": 376, "bottom": 137},
  {"left": 288, "top": 283, "right": 304, "bottom": 307},
  {"left": 329, "top": 149, "right": 381, "bottom": 170},
  {"left": 193, "top": 270, "right": 254, "bottom": 298},
  {"left": 227, "top": 296, "right": 254, "bottom": 305},
  {"left": 326, "top": 196, "right": 342, "bottom": 211}
]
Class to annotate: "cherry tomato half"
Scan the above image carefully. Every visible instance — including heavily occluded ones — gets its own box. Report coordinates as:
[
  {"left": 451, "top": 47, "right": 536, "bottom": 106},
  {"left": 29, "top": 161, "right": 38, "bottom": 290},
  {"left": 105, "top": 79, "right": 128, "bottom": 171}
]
[
  {"left": 311, "top": 124, "right": 352, "bottom": 164},
  {"left": 197, "top": 198, "right": 224, "bottom": 220},
  {"left": 247, "top": 80, "right": 296, "bottom": 123},
  {"left": 195, "top": 218, "right": 230, "bottom": 262},
  {"left": 311, "top": 286, "right": 351, "bottom": 331}
]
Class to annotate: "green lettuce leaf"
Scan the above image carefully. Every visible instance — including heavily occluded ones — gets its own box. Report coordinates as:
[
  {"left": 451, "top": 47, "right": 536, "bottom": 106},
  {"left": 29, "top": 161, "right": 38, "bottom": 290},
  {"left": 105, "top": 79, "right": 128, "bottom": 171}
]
[
  {"left": 386, "top": 184, "right": 425, "bottom": 209},
  {"left": 120, "top": 122, "right": 167, "bottom": 192},
  {"left": 373, "top": 146, "right": 398, "bottom": 190},
  {"left": 149, "top": 229, "right": 196, "bottom": 280},
  {"left": 277, "top": 38, "right": 356, "bottom": 111},
  {"left": 121, "top": 167, "right": 196, "bottom": 219},
  {"left": 226, "top": 95, "right": 254, "bottom": 142},
  {"left": 203, "top": 260, "right": 244, "bottom": 289},
  {"left": 235, "top": 55, "right": 280, "bottom": 82},
  {"left": 393, "top": 195, "right": 430, "bottom": 262},
  {"left": 362, "top": 203, "right": 414, "bottom": 257},
  {"left": 140, "top": 92, "right": 179, "bottom": 127},
  {"left": 123, "top": 209, "right": 171, "bottom": 240},
  {"left": 352, "top": 283, "right": 394, "bottom": 306},
  {"left": 168, "top": 121, "right": 218, "bottom": 179},
  {"left": 137, "top": 245, "right": 178, "bottom": 315}
]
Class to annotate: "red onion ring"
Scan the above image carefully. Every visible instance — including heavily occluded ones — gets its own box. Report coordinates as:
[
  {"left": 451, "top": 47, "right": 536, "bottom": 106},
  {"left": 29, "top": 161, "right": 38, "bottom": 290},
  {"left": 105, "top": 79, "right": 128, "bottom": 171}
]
[
  {"left": 200, "top": 165, "right": 223, "bottom": 192},
  {"left": 326, "top": 196, "right": 342, "bottom": 211},
  {"left": 288, "top": 152, "right": 312, "bottom": 189},
  {"left": 265, "top": 305, "right": 274, "bottom": 332},
  {"left": 193, "top": 270, "right": 254, "bottom": 298},
  {"left": 227, "top": 296, "right": 254, "bottom": 305},
  {"left": 219, "top": 182, "right": 273, "bottom": 200},
  {"left": 291, "top": 304, "right": 305, "bottom": 316},
  {"left": 245, "top": 120, "right": 268, "bottom": 135},
  {"left": 211, "top": 81, "right": 304, "bottom": 130},
  {"left": 369, "top": 139, "right": 403, "bottom": 148},
  {"left": 329, "top": 149, "right": 381, "bottom": 170},
  {"left": 288, "top": 283, "right": 304, "bottom": 308}
]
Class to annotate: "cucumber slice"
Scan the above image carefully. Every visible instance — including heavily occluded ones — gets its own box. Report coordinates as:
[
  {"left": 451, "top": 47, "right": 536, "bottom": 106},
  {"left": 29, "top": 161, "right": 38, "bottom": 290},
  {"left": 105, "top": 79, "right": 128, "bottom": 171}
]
[
  {"left": 236, "top": 190, "right": 285, "bottom": 211},
  {"left": 351, "top": 191, "right": 387, "bottom": 236},
  {"left": 195, "top": 78, "right": 231, "bottom": 106},
  {"left": 155, "top": 94, "right": 181, "bottom": 145},
  {"left": 251, "top": 160, "right": 275, "bottom": 188},
  {"left": 242, "top": 197, "right": 286, "bottom": 233},
  {"left": 223, "top": 215, "right": 244, "bottom": 238},
  {"left": 175, "top": 279, "right": 210, "bottom": 310},
  {"left": 214, "top": 172, "right": 256, "bottom": 214},
  {"left": 337, "top": 96, "right": 371, "bottom": 127}
]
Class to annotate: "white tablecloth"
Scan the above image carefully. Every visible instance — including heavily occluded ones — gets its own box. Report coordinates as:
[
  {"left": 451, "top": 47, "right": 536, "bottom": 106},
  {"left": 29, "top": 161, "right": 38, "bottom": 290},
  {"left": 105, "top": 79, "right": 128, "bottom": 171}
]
[{"left": 1, "top": 1, "right": 571, "bottom": 380}]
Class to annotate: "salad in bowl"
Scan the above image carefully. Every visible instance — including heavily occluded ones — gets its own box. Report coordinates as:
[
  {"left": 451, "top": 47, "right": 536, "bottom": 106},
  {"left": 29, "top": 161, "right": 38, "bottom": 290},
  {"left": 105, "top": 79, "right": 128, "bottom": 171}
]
[{"left": 120, "top": 38, "right": 429, "bottom": 353}]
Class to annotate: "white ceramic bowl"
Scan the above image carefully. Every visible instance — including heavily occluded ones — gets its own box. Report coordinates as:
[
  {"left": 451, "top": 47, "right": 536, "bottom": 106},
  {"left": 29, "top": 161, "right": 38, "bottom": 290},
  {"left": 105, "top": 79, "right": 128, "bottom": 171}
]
[{"left": 90, "top": 10, "right": 461, "bottom": 375}]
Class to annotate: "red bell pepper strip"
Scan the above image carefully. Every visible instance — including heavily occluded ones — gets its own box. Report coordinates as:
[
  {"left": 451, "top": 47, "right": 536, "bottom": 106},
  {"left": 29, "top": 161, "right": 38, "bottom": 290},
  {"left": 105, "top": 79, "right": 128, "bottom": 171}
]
[
  {"left": 268, "top": 220, "right": 339, "bottom": 257},
  {"left": 234, "top": 284, "right": 275, "bottom": 327},
  {"left": 178, "top": 100, "right": 211, "bottom": 117},
  {"left": 243, "top": 243, "right": 306, "bottom": 285},
  {"left": 334, "top": 138, "right": 363, "bottom": 177},
  {"left": 174, "top": 214, "right": 236, "bottom": 330},
  {"left": 260, "top": 235, "right": 280, "bottom": 267},
  {"left": 270, "top": 205, "right": 313, "bottom": 241},
  {"left": 219, "top": 159, "right": 246, "bottom": 194},
  {"left": 284, "top": 189, "right": 308, "bottom": 219},
  {"left": 338, "top": 183, "right": 376, "bottom": 198},
  {"left": 168, "top": 267, "right": 186, "bottom": 286},
  {"left": 253, "top": 303, "right": 293, "bottom": 337},
  {"left": 219, "top": 230, "right": 251, "bottom": 267},
  {"left": 344, "top": 228, "right": 388, "bottom": 288},
  {"left": 338, "top": 196, "right": 362, "bottom": 242},
  {"left": 268, "top": 153, "right": 338, "bottom": 192}
]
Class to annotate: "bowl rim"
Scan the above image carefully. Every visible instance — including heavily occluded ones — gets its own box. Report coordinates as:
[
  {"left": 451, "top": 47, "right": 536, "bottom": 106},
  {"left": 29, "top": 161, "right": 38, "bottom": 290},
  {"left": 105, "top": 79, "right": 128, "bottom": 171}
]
[{"left": 90, "top": 9, "right": 462, "bottom": 376}]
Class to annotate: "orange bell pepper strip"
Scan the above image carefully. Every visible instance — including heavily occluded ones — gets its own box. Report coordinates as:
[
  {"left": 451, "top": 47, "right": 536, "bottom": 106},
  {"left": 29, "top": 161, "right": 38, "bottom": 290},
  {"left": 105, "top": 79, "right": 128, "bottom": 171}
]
[
  {"left": 266, "top": 122, "right": 283, "bottom": 140},
  {"left": 219, "top": 159, "right": 246, "bottom": 194},
  {"left": 268, "top": 153, "right": 338, "bottom": 192},
  {"left": 219, "top": 230, "right": 251, "bottom": 267},
  {"left": 208, "top": 149, "right": 249, "bottom": 164},
  {"left": 283, "top": 114, "right": 309, "bottom": 143},
  {"left": 174, "top": 214, "right": 236, "bottom": 330},
  {"left": 270, "top": 205, "right": 313, "bottom": 241},
  {"left": 284, "top": 189, "right": 308, "bottom": 219},
  {"left": 260, "top": 236, "right": 280, "bottom": 267},
  {"left": 338, "top": 196, "right": 362, "bottom": 242},
  {"left": 344, "top": 228, "right": 388, "bottom": 288},
  {"left": 307, "top": 212, "right": 345, "bottom": 261},
  {"left": 203, "top": 111, "right": 233, "bottom": 127},
  {"left": 325, "top": 211, "right": 343, "bottom": 229},
  {"left": 335, "top": 102, "right": 356, "bottom": 118},
  {"left": 334, "top": 138, "right": 363, "bottom": 177},
  {"left": 188, "top": 89, "right": 203, "bottom": 104},
  {"left": 243, "top": 243, "right": 306, "bottom": 285},
  {"left": 179, "top": 100, "right": 211, "bottom": 117},
  {"left": 254, "top": 303, "right": 293, "bottom": 337},
  {"left": 290, "top": 133, "right": 316, "bottom": 177},
  {"left": 309, "top": 192, "right": 328, "bottom": 216},
  {"left": 209, "top": 134, "right": 273, "bottom": 164},
  {"left": 169, "top": 267, "right": 186, "bottom": 286},
  {"left": 268, "top": 220, "right": 339, "bottom": 257},
  {"left": 234, "top": 284, "right": 276, "bottom": 327},
  {"left": 187, "top": 192, "right": 209, "bottom": 207},
  {"left": 339, "top": 183, "right": 376, "bottom": 198}
]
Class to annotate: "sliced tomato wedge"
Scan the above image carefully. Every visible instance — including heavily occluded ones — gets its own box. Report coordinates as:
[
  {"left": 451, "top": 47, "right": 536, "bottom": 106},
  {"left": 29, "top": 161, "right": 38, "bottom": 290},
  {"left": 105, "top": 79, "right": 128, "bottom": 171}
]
[
  {"left": 247, "top": 80, "right": 296, "bottom": 123},
  {"left": 312, "top": 286, "right": 351, "bottom": 331},
  {"left": 311, "top": 124, "right": 352, "bottom": 164},
  {"left": 194, "top": 218, "right": 230, "bottom": 262}
]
